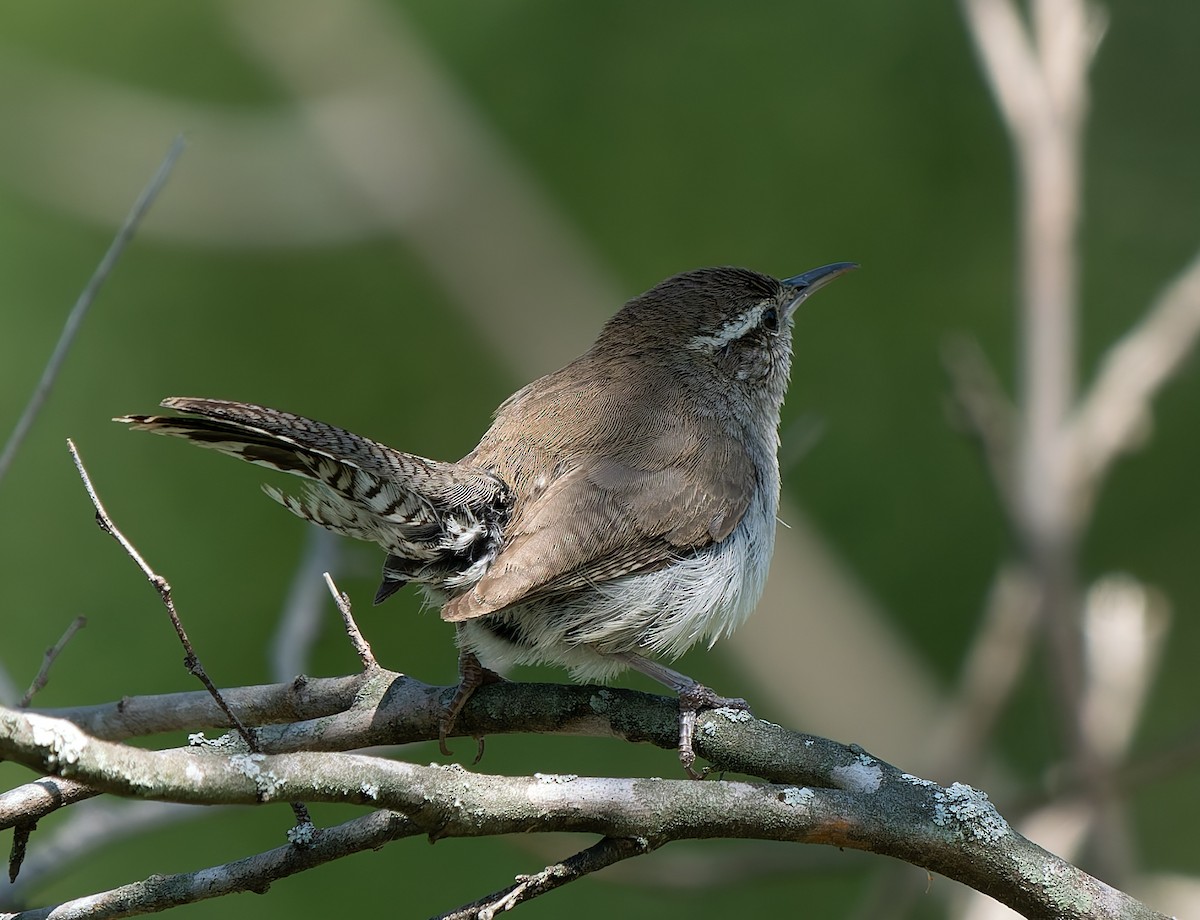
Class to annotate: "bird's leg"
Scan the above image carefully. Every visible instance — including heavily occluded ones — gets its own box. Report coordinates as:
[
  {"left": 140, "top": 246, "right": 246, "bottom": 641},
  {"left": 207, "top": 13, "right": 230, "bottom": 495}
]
[
  {"left": 615, "top": 652, "right": 751, "bottom": 778},
  {"left": 441, "top": 639, "right": 504, "bottom": 762}
]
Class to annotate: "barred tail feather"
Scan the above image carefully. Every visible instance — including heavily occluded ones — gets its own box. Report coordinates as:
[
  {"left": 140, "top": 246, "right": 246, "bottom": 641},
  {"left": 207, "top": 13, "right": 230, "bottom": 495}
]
[{"left": 117, "top": 398, "right": 512, "bottom": 602}]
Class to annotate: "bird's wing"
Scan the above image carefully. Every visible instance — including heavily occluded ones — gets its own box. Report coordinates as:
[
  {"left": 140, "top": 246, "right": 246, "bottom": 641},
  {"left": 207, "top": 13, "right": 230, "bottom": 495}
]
[{"left": 440, "top": 434, "right": 756, "bottom": 621}]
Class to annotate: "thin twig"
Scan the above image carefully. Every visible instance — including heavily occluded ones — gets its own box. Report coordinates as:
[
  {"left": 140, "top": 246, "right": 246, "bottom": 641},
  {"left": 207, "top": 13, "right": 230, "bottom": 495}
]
[
  {"left": 323, "top": 573, "right": 377, "bottom": 670},
  {"left": 67, "top": 439, "right": 315, "bottom": 831},
  {"left": 1037, "top": 721, "right": 1200, "bottom": 815},
  {"left": 66, "top": 439, "right": 255, "bottom": 749},
  {"left": 435, "top": 837, "right": 656, "bottom": 920},
  {"left": 10, "top": 614, "right": 92, "bottom": 884},
  {"left": 18, "top": 616, "right": 88, "bottom": 708},
  {"left": 0, "top": 136, "right": 186, "bottom": 488},
  {"left": 6, "top": 809, "right": 417, "bottom": 920}
]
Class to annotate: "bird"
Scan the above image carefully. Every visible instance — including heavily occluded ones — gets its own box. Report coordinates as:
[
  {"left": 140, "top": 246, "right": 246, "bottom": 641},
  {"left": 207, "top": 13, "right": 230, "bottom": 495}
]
[{"left": 117, "top": 263, "right": 855, "bottom": 775}]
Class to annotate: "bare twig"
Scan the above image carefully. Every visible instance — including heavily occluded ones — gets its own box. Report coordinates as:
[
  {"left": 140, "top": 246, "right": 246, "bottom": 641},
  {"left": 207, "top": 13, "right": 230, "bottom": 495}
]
[
  {"left": 4, "top": 612, "right": 75, "bottom": 885},
  {"left": 7, "top": 672, "right": 1194, "bottom": 916},
  {"left": 322, "top": 572, "right": 377, "bottom": 670},
  {"left": 66, "top": 440, "right": 313, "bottom": 831},
  {"left": 35, "top": 667, "right": 1194, "bottom": 824},
  {"left": 0, "top": 674, "right": 380, "bottom": 832},
  {"left": 0, "top": 136, "right": 185, "bottom": 488},
  {"left": 66, "top": 439, "right": 256, "bottom": 749},
  {"left": 5, "top": 809, "right": 418, "bottom": 920},
  {"left": 0, "top": 673, "right": 377, "bottom": 831},
  {"left": 436, "top": 837, "right": 656, "bottom": 920},
  {"left": 40, "top": 673, "right": 373, "bottom": 742},
  {"left": 0, "top": 777, "right": 100, "bottom": 831},
  {"left": 18, "top": 616, "right": 87, "bottom": 708}
]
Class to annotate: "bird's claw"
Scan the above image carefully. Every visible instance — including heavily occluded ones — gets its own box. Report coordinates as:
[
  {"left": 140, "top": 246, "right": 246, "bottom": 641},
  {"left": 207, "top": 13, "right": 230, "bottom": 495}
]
[
  {"left": 438, "top": 651, "right": 503, "bottom": 759},
  {"left": 677, "top": 685, "right": 752, "bottom": 779}
]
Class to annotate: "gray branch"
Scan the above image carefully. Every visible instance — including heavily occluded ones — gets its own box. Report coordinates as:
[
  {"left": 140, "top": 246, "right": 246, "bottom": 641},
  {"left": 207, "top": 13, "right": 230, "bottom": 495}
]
[
  {"left": 0, "top": 689, "right": 1169, "bottom": 920},
  {"left": 434, "top": 837, "right": 658, "bottom": 920},
  {"left": 5, "top": 809, "right": 418, "bottom": 920}
]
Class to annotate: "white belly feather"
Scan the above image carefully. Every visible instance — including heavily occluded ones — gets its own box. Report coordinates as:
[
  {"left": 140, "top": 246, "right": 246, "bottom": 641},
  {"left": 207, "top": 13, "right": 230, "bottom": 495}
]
[{"left": 459, "top": 469, "right": 779, "bottom": 683}]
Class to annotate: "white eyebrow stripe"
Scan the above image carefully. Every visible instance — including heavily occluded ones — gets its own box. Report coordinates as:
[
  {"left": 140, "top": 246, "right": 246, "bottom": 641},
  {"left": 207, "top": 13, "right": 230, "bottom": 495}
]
[{"left": 686, "top": 304, "right": 768, "bottom": 351}]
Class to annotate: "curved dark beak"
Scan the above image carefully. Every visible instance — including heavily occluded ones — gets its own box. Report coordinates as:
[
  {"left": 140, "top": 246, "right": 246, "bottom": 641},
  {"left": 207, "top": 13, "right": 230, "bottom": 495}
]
[{"left": 782, "top": 262, "right": 858, "bottom": 318}]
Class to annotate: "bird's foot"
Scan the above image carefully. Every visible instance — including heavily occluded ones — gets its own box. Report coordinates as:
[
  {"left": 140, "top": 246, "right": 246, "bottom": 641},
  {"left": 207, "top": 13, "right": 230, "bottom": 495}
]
[
  {"left": 440, "top": 651, "right": 505, "bottom": 763},
  {"left": 677, "top": 685, "right": 752, "bottom": 779},
  {"left": 608, "top": 652, "right": 752, "bottom": 779}
]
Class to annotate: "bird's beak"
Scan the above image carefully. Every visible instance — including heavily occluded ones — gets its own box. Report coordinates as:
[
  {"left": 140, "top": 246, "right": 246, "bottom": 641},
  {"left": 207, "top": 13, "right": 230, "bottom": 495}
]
[{"left": 782, "top": 262, "right": 858, "bottom": 318}]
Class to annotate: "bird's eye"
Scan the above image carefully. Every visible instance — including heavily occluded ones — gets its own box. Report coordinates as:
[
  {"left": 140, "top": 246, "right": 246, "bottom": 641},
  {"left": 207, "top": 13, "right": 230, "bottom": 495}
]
[{"left": 761, "top": 306, "right": 779, "bottom": 331}]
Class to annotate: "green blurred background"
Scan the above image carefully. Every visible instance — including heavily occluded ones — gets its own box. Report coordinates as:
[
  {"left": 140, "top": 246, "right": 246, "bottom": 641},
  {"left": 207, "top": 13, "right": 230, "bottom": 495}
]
[{"left": 1, "top": 1, "right": 1197, "bottom": 917}]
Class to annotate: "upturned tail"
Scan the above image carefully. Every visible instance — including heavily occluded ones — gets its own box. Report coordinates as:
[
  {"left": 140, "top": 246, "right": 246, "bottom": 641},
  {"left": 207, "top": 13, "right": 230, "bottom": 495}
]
[{"left": 117, "top": 397, "right": 510, "bottom": 604}]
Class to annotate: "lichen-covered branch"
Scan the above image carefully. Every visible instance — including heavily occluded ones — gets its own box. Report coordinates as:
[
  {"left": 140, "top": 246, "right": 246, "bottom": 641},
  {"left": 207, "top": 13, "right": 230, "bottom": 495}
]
[
  {"left": 0, "top": 700, "right": 1170, "bottom": 920},
  {"left": 434, "top": 837, "right": 658, "bottom": 920}
]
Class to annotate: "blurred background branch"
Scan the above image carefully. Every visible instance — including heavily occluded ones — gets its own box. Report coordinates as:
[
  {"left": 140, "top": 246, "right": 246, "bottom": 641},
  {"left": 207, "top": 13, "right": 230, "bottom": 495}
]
[
  {"left": 958, "top": 0, "right": 1193, "bottom": 913},
  {"left": 0, "top": 136, "right": 184, "bottom": 488},
  {"left": 963, "top": 0, "right": 1101, "bottom": 764}
]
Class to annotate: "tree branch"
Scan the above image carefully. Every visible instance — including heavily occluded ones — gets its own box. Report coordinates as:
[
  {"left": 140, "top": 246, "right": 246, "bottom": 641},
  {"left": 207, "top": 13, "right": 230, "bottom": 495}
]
[
  {"left": 17, "top": 617, "right": 87, "bottom": 709},
  {"left": 0, "top": 776, "right": 100, "bottom": 831},
  {"left": 0, "top": 702, "right": 1171, "bottom": 919},
  {"left": 38, "top": 673, "right": 373, "bottom": 742},
  {"left": 435, "top": 837, "right": 657, "bottom": 920},
  {"left": 323, "top": 573, "right": 377, "bottom": 671},
  {"left": 67, "top": 440, "right": 257, "bottom": 750},
  {"left": 68, "top": 440, "right": 315, "bottom": 832},
  {"left": 5, "top": 809, "right": 418, "bottom": 920}
]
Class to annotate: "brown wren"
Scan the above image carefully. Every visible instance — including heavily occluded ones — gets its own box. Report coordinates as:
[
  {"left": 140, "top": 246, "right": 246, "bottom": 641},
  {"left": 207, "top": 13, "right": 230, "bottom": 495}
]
[{"left": 118, "top": 262, "right": 855, "bottom": 774}]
